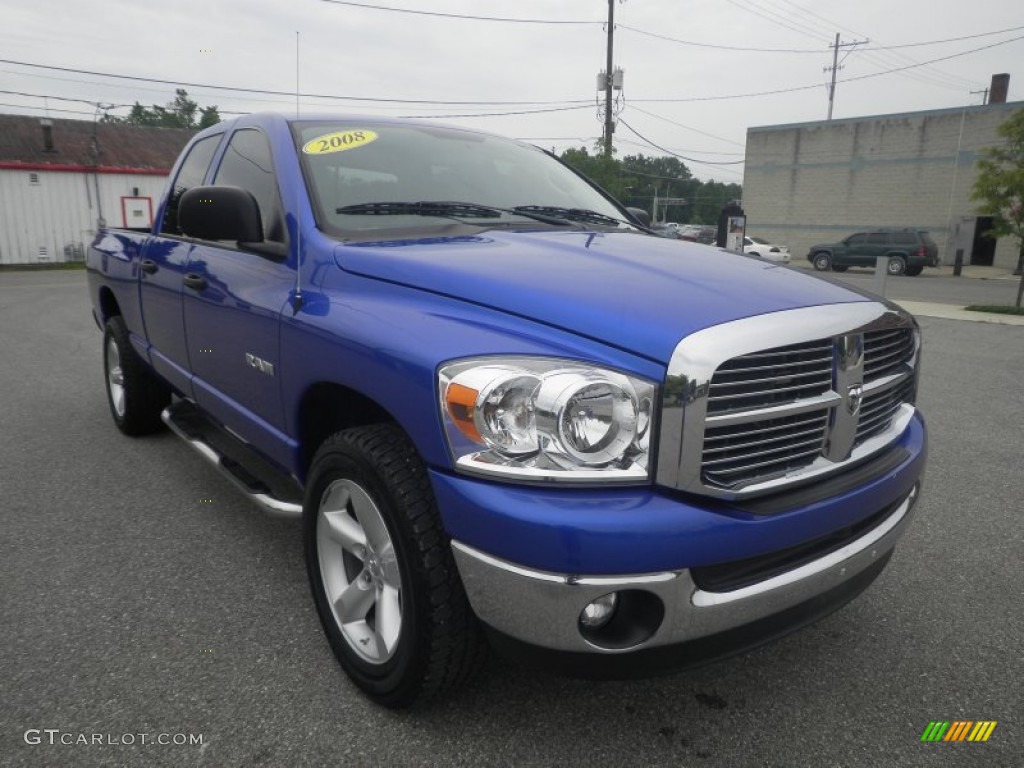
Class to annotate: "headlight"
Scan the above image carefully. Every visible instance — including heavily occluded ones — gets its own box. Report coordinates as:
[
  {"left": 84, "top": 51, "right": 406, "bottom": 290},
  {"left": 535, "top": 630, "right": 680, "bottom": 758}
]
[{"left": 439, "top": 358, "right": 656, "bottom": 484}]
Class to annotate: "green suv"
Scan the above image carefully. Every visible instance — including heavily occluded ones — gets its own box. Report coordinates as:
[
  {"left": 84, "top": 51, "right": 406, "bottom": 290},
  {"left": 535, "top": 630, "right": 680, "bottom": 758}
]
[{"left": 807, "top": 229, "right": 939, "bottom": 276}]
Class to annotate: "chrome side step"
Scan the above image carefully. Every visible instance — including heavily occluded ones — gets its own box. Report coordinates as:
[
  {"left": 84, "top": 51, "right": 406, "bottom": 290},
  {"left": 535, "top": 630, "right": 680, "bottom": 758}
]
[{"left": 162, "top": 402, "right": 303, "bottom": 519}]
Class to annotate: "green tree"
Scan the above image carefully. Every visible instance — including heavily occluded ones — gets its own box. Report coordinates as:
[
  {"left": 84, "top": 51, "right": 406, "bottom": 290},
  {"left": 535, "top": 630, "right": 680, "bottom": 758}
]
[
  {"left": 971, "top": 108, "right": 1024, "bottom": 306},
  {"left": 105, "top": 89, "right": 220, "bottom": 129},
  {"left": 560, "top": 146, "right": 632, "bottom": 201},
  {"left": 558, "top": 147, "right": 742, "bottom": 225}
]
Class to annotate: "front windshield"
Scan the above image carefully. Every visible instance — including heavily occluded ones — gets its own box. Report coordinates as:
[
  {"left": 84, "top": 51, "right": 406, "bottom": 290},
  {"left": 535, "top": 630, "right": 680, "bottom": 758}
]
[{"left": 292, "top": 121, "right": 633, "bottom": 239}]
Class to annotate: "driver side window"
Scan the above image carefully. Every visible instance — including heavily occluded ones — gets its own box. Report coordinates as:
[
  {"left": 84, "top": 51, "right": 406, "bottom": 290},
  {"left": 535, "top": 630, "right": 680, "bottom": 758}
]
[{"left": 213, "top": 129, "right": 287, "bottom": 243}]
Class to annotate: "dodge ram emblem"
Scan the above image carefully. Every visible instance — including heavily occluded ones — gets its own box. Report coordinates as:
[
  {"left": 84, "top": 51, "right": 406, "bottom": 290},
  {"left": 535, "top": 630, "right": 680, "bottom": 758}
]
[{"left": 846, "top": 384, "right": 863, "bottom": 416}]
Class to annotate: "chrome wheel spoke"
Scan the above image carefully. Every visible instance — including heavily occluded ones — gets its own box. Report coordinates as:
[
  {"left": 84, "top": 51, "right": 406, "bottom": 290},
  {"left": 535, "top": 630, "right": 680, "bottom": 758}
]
[
  {"left": 350, "top": 489, "right": 391, "bottom": 554},
  {"left": 335, "top": 579, "right": 375, "bottom": 624},
  {"left": 375, "top": 584, "right": 401, "bottom": 654},
  {"left": 377, "top": 542, "right": 401, "bottom": 587},
  {"left": 322, "top": 509, "right": 367, "bottom": 556}
]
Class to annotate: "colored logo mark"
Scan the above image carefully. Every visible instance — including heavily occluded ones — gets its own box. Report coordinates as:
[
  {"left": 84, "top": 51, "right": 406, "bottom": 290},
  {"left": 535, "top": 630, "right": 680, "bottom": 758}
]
[{"left": 920, "top": 721, "right": 997, "bottom": 742}]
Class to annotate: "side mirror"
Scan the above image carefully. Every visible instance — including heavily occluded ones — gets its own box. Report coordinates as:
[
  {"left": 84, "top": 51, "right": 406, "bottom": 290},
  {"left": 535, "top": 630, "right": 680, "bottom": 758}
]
[
  {"left": 626, "top": 207, "right": 651, "bottom": 227},
  {"left": 179, "top": 186, "right": 263, "bottom": 242}
]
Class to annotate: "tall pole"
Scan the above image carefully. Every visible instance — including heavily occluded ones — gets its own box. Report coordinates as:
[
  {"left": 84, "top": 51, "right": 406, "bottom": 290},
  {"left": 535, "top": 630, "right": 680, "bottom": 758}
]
[
  {"left": 604, "top": 0, "right": 615, "bottom": 157},
  {"left": 825, "top": 33, "right": 867, "bottom": 120},
  {"left": 827, "top": 33, "right": 840, "bottom": 121}
]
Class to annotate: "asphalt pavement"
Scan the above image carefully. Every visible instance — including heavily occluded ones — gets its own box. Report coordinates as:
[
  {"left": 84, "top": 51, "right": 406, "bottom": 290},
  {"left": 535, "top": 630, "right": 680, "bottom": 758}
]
[{"left": 1, "top": 270, "right": 1021, "bottom": 767}]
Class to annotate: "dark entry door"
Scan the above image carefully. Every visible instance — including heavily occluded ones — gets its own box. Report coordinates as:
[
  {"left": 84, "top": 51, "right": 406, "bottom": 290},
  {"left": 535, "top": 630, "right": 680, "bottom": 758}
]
[{"left": 971, "top": 217, "right": 996, "bottom": 266}]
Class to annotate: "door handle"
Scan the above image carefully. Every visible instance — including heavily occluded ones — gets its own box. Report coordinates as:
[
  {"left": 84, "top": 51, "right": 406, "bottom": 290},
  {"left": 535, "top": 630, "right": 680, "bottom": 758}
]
[
  {"left": 183, "top": 273, "right": 207, "bottom": 291},
  {"left": 140, "top": 259, "right": 158, "bottom": 274}
]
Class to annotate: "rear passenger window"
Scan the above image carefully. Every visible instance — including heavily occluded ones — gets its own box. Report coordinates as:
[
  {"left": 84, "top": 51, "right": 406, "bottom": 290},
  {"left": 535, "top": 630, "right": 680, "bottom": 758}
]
[
  {"left": 214, "top": 129, "right": 286, "bottom": 243},
  {"left": 867, "top": 233, "right": 889, "bottom": 245},
  {"left": 161, "top": 135, "right": 221, "bottom": 236},
  {"left": 892, "top": 232, "right": 917, "bottom": 245}
]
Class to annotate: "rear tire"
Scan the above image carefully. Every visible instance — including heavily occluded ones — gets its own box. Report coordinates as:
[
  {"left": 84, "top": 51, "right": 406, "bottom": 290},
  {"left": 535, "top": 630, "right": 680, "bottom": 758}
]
[
  {"left": 304, "top": 424, "right": 486, "bottom": 708},
  {"left": 103, "top": 315, "right": 170, "bottom": 435},
  {"left": 812, "top": 252, "right": 832, "bottom": 271},
  {"left": 887, "top": 256, "right": 907, "bottom": 275}
]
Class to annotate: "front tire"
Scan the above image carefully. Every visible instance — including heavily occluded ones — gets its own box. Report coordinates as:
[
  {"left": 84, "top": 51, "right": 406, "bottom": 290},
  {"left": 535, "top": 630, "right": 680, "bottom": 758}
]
[
  {"left": 103, "top": 315, "right": 170, "bottom": 435},
  {"left": 813, "top": 252, "right": 832, "bottom": 271},
  {"left": 304, "top": 424, "right": 485, "bottom": 708}
]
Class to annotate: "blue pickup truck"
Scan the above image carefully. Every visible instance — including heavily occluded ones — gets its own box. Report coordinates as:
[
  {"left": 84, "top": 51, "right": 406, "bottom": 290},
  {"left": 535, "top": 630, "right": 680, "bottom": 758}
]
[{"left": 86, "top": 113, "right": 927, "bottom": 707}]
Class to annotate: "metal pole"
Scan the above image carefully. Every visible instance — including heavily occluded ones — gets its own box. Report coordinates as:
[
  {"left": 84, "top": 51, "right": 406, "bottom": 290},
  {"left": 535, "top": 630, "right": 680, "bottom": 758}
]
[
  {"left": 604, "top": 0, "right": 615, "bottom": 157},
  {"left": 827, "top": 33, "right": 839, "bottom": 120},
  {"left": 943, "top": 101, "right": 968, "bottom": 266}
]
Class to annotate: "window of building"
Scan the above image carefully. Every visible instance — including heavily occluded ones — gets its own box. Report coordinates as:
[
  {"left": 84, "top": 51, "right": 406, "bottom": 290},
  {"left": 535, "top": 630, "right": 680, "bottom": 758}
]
[
  {"left": 160, "top": 134, "right": 222, "bottom": 236},
  {"left": 29, "top": 173, "right": 39, "bottom": 185},
  {"left": 213, "top": 129, "right": 286, "bottom": 243}
]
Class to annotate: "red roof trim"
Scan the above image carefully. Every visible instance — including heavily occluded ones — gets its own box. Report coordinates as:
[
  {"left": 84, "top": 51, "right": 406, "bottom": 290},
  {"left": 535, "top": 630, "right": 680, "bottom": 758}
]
[{"left": 0, "top": 161, "right": 171, "bottom": 176}]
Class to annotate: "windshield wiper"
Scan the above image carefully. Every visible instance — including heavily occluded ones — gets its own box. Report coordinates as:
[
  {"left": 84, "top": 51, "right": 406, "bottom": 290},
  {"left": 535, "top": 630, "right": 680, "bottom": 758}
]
[
  {"left": 512, "top": 205, "right": 627, "bottom": 227},
  {"left": 336, "top": 201, "right": 576, "bottom": 226}
]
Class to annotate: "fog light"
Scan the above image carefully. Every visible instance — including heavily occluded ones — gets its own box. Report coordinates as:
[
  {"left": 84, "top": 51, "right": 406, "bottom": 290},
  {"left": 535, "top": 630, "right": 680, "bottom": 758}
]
[{"left": 580, "top": 593, "right": 619, "bottom": 629}]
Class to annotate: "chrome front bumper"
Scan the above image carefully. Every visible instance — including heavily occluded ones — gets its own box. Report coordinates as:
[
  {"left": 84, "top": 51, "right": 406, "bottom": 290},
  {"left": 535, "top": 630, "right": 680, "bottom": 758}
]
[{"left": 452, "top": 486, "right": 918, "bottom": 655}]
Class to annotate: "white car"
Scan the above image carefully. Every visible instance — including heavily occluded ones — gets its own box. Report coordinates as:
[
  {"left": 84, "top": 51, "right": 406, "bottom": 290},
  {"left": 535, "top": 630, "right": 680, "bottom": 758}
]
[{"left": 743, "top": 236, "right": 791, "bottom": 263}]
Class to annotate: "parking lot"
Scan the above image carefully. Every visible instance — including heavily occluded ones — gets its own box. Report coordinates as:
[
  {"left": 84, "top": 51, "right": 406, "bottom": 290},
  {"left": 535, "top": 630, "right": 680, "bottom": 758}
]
[{"left": 2, "top": 270, "right": 1021, "bottom": 767}]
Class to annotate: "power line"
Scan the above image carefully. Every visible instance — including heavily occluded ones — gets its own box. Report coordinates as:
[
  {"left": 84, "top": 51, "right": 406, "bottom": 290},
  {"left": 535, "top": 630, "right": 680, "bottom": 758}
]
[
  {"left": 0, "top": 101, "right": 97, "bottom": 117},
  {"left": 617, "top": 119, "right": 747, "bottom": 167},
  {"left": 618, "top": 22, "right": 1024, "bottom": 53},
  {"left": 398, "top": 104, "right": 592, "bottom": 119},
  {"left": 629, "top": 33, "right": 1024, "bottom": 103},
  {"left": 319, "top": 0, "right": 601, "bottom": 24},
  {"left": 0, "top": 58, "right": 591, "bottom": 107},
  {"left": 626, "top": 105, "right": 746, "bottom": 147}
]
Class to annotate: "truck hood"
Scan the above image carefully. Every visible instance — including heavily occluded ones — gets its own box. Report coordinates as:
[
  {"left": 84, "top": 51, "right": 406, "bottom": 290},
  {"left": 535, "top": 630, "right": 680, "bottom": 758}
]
[{"left": 334, "top": 230, "right": 871, "bottom": 364}]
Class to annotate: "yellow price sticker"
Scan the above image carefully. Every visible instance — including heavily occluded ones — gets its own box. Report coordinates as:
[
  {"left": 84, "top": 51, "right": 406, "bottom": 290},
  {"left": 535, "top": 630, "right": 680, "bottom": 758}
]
[{"left": 303, "top": 130, "right": 379, "bottom": 155}]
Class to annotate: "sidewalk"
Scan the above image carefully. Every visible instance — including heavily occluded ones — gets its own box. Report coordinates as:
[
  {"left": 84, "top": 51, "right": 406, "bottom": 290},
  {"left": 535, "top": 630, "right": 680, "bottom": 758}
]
[{"left": 890, "top": 300, "right": 1024, "bottom": 326}]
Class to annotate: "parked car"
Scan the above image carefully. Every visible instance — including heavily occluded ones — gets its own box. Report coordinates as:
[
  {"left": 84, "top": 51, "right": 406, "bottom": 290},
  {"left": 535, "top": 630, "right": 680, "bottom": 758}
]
[
  {"left": 651, "top": 223, "right": 683, "bottom": 239},
  {"left": 679, "top": 224, "right": 717, "bottom": 245},
  {"left": 743, "top": 236, "right": 791, "bottom": 264},
  {"left": 85, "top": 113, "right": 927, "bottom": 708},
  {"left": 807, "top": 229, "right": 939, "bottom": 276}
]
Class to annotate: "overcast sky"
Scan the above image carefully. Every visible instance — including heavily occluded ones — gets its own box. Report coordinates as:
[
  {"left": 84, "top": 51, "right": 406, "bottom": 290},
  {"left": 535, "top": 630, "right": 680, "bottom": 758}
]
[{"left": 1, "top": 0, "right": 1021, "bottom": 181}]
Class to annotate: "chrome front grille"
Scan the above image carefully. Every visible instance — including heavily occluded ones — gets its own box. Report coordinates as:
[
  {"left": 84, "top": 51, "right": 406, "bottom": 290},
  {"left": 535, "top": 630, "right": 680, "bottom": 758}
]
[
  {"left": 707, "top": 340, "right": 833, "bottom": 415},
  {"left": 863, "top": 328, "right": 915, "bottom": 379},
  {"left": 856, "top": 376, "right": 915, "bottom": 442},
  {"left": 656, "top": 303, "right": 919, "bottom": 500},
  {"left": 702, "top": 409, "right": 830, "bottom": 487}
]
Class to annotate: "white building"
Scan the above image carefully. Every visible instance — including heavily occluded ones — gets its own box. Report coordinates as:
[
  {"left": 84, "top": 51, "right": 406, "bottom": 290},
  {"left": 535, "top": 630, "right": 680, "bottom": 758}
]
[
  {"left": 742, "top": 91, "right": 1023, "bottom": 271},
  {"left": 0, "top": 114, "right": 195, "bottom": 265}
]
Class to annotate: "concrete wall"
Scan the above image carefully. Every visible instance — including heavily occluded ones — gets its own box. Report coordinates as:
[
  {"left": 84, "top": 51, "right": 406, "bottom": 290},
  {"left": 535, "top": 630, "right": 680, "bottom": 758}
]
[
  {"left": 0, "top": 169, "right": 170, "bottom": 265},
  {"left": 743, "top": 101, "right": 1024, "bottom": 270}
]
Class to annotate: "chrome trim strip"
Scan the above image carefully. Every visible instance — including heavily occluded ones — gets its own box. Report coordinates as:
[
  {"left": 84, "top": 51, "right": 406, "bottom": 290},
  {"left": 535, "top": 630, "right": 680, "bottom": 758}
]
[
  {"left": 454, "top": 454, "right": 649, "bottom": 486},
  {"left": 657, "top": 303, "right": 918, "bottom": 499}
]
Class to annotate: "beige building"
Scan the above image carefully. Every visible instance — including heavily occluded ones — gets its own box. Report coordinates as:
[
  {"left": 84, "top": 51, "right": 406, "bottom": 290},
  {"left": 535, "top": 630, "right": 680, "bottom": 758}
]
[{"left": 742, "top": 98, "right": 1023, "bottom": 270}]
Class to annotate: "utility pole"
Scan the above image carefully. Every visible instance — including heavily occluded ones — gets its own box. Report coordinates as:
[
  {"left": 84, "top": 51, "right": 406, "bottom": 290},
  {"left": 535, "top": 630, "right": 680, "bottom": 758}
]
[
  {"left": 825, "top": 33, "right": 867, "bottom": 120},
  {"left": 603, "top": 0, "right": 615, "bottom": 157}
]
